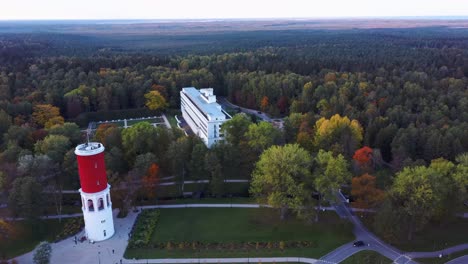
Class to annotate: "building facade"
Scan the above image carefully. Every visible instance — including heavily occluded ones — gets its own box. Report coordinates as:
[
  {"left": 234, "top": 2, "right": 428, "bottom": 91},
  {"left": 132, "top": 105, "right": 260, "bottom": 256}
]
[
  {"left": 75, "top": 142, "right": 115, "bottom": 242},
  {"left": 180, "top": 87, "right": 231, "bottom": 147}
]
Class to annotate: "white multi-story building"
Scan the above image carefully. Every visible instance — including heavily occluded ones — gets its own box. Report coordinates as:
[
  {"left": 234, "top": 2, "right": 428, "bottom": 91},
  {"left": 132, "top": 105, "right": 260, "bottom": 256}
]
[{"left": 180, "top": 87, "right": 231, "bottom": 147}]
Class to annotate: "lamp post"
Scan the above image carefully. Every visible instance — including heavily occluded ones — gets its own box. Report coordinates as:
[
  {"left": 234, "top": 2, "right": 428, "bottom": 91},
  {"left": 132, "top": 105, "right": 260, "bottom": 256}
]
[{"left": 98, "top": 251, "right": 101, "bottom": 264}]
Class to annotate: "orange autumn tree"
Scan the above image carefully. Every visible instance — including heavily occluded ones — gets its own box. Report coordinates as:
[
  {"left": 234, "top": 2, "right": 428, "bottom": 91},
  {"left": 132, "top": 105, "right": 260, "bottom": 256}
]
[
  {"left": 142, "top": 163, "right": 160, "bottom": 200},
  {"left": 351, "top": 173, "right": 385, "bottom": 210},
  {"left": 32, "top": 104, "right": 64, "bottom": 129},
  {"left": 260, "top": 96, "right": 269, "bottom": 112},
  {"left": 353, "top": 146, "right": 373, "bottom": 170}
]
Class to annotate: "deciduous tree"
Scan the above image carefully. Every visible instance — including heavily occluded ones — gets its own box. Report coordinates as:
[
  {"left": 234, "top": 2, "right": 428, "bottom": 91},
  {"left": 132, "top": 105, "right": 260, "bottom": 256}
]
[
  {"left": 142, "top": 163, "right": 160, "bottom": 200},
  {"left": 245, "top": 121, "right": 281, "bottom": 154},
  {"left": 250, "top": 144, "right": 311, "bottom": 220},
  {"left": 32, "top": 104, "right": 64, "bottom": 129},
  {"left": 313, "top": 150, "right": 351, "bottom": 220},
  {"left": 351, "top": 173, "right": 385, "bottom": 210},
  {"left": 314, "top": 114, "right": 363, "bottom": 158},
  {"left": 144, "top": 90, "right": 168, "bottom": 111}
]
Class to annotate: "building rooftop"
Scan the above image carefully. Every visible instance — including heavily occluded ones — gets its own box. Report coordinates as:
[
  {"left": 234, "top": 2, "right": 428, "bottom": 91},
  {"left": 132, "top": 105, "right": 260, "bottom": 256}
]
[
  {"left": 182, "top": 87, "right": 230, "bottom": 120},
  {"left": 75, "top": 142, "right": 105, "bottom": 156}
]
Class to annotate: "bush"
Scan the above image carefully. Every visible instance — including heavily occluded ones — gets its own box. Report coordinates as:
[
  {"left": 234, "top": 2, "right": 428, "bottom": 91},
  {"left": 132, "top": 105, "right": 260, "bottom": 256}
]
[{"left": 33, "top": 242, "right": 52, "bottom": 264}]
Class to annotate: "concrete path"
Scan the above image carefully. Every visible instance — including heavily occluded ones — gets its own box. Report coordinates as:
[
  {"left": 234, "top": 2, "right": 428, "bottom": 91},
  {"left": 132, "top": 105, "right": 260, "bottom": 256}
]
[
  {"left": 446, "top": 255, "right": 468, "bottom": 264},
  {"left": 161, "top": 113, "right": 171, "bottom": 129},
  {"left": 407, "top": 244, "right": 468, "bottom": 259}
]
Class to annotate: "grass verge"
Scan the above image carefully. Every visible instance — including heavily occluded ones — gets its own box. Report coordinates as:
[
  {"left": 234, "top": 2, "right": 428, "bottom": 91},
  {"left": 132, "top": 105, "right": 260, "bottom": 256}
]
[{"left": 341, "top": 250, "right": 392, "bottom": 264}]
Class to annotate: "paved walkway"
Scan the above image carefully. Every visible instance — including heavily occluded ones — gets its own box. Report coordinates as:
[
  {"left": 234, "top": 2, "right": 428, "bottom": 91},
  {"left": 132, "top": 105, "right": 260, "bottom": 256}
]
[
  {"left": 161, "top": 113, "right": 171, "bottom": 129},
  {"left": 407, "top": 244, "right": 468, "bottom": 259},
  {"left": 446, "top": 255, "right": 468, "bottom": 264}
]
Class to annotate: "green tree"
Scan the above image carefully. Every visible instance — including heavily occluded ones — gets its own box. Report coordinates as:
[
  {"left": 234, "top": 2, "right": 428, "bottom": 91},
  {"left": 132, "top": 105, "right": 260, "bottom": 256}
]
[
  {"left": 121, "top": 122, "right": 158, "bottom": 163},
  {"left": 221, "top": 113, "right": 252, "bottom": 146},
  {"left": 144, "top": 90, "right": 168, "bottom": 111},
  {"left": 313, "top": 150, "right": 351, "bottom": 221},
  {"left": 62, "top": 149, "right": 79, "bottom": 189},
  {"left": 47, "top": 123, "right": 81, "bottom": 145},
  {"left": 205, "top": 151, "right": 224, "bottom": 197},
  {"left": 8, "top": 177, "right": 43, "bottom": 219},
  {"left": 0, "top": 110, "right": 12, "bottom": 145},
  {"left": 390, "top": 166, "right": 436, "bottom": 241},
  {"left": 34, "top": 135, "right": 71, "bottom": 164},
  {"left": 189, "top": 142, "right": 208, "bottom": 181},
  {"left": 250, "top": 144, "right": 312, "bottom": 220},
  {"left": 245, "top": 121, "right": 281, "bottom": 154},
  {"left": 167, "top": 137, "right": 192, "bottom": 194}
]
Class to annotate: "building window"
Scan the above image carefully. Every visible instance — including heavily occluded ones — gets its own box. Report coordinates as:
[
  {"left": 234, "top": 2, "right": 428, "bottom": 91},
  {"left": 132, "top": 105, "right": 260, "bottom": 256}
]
[
  {"left": 106, "top": 194, "right": 110, "bottom": 207},
  {"left": 103, "top": 230, "right": 106, "bottom": 237},
  {"left": 98, "top": 198, "right": 104, "bottom": 211},
  {"left": 88, "top": 199, "right": 94, "bottom": 212}
]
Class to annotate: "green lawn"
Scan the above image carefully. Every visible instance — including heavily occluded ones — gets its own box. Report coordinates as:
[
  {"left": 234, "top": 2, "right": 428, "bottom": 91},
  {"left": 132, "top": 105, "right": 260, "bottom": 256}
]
[
  {"left": 165, "top": 109, "right": 181, "bottom": 129},
  {"left": 126, "top": 117, "right": 164, "bottom": 126},
  {"left": 341, "top": 250, "right": 392, "bottom": 264},
  {"left": 0, "top": 218, "right": 81, "bottom": 260},
  {"left": 158, "top": 197, "right": 255, "bottom": 205},
  {"left": 125, "top": 208, "right": 354, "bottom": 259}
]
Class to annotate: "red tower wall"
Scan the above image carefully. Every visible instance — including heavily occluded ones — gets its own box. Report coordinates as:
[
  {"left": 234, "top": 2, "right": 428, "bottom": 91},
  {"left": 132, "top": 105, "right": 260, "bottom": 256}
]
[{"left": 76, "top": 152, "right": 108, "bottom": 193}]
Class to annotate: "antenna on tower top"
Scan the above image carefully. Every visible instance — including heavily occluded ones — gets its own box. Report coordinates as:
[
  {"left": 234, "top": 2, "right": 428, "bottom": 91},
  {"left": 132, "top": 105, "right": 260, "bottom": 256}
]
[{"left": 86, "top": 122, "right": 97, "bottom": 144}]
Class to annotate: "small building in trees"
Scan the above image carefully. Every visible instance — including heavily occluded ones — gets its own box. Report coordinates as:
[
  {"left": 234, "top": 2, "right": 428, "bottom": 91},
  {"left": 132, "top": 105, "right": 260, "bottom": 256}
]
[{"left": 180, "top": 87, "right": 231, "bottom": 147}]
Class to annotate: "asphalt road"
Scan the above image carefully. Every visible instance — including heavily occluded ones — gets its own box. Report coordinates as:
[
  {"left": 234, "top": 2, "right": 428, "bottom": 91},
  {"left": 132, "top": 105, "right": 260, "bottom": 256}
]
[
  {"left": 218, "top": 97, "right": 274, "bottom": 122},
  {"left": 317, "top": 191, "right": 417, "bottom": 264}
]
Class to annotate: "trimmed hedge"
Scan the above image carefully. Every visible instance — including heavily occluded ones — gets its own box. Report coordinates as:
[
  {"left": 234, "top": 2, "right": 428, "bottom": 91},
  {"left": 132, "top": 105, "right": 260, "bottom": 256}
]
[
  {"left": 71, "top": 108, "right": 161, "bottom": 127},
  {"left": 141, "top": 240, "right": 318, "bottom": 251}
]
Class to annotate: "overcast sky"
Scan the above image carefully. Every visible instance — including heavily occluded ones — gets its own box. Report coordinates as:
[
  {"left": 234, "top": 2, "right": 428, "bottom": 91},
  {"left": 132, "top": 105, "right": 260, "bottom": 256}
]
[{"left": 1, "top": 0, "right": 467, "bottom": 20}]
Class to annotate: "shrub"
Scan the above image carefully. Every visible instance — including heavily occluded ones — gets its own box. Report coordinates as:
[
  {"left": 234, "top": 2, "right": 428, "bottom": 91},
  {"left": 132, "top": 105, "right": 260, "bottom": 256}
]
[
  {"left": 279, "top": 241, "right": 285, "bottom": 250},
  {"left": 33, "top": 242, "right": 52, "bottom": 264}
]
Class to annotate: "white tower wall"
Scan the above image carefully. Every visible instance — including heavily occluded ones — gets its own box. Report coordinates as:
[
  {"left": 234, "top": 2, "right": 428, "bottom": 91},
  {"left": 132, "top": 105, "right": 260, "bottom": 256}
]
[{"left": 79, "top": 184, "right": 115, "bottom": 241}]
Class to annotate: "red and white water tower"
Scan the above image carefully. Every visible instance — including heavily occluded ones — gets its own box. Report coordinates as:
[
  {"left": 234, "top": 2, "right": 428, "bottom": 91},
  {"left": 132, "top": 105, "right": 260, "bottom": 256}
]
[{"left": 75, "top": 142, "right": 115, "bottom": 241}]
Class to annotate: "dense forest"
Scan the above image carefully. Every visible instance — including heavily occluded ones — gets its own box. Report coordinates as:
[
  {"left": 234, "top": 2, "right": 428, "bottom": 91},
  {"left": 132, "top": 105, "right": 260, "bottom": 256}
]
[{"left": 0, "top": 26, "right": 467, "bottom": 248}]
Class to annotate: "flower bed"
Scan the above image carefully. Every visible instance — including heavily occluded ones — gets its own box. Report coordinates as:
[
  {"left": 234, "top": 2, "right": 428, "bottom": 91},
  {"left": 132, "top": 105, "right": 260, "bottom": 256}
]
[
  {"left": 128, "top": 210, "right": 160, "bottom": 248},
  {"left": 54, "top": 218, "right": 84, "bottom": 242}
]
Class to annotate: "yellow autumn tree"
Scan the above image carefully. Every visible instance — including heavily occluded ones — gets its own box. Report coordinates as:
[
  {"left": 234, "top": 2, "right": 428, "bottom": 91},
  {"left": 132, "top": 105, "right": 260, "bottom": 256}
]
[
  {"left": 144, "top": 90, "right": 168, "bottom": 111},
  {"left": 313, "top": 114, "right": 363, "bottom": 158},
  {"left": 32, "top": 104, "right": 64, "bottom": 129}
]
